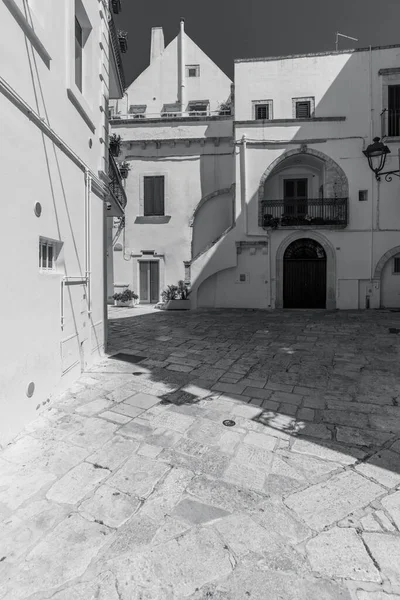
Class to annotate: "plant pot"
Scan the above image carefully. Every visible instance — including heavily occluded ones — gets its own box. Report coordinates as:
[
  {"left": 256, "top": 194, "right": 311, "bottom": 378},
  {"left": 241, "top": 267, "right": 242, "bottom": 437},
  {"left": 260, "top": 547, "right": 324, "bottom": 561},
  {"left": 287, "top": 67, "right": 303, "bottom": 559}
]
[
  {"left": 164, "top": 299, "right": 191, "bottom": 311},
  {"left": 114, "top": 300, "right": 133, "bottom": 307}
]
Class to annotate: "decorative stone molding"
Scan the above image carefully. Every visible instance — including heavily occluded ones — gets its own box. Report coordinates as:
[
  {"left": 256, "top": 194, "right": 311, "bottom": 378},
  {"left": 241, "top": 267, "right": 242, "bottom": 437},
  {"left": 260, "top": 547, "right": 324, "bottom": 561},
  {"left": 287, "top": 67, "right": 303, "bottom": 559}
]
[
  {"left": 275, "top": 231, "right": 336, "bottom": 309},
  {"left": 125, "top": 137, "right": 233, "bottom": 150},
  {"left": 373, "top": 245, "right": 400, "bottom": 280},
  {"left": 236, "top": 240, "right": 268, "bottom": 254},
  {"left": 258, "top": 147, "right": 349, "bottom": 226}
]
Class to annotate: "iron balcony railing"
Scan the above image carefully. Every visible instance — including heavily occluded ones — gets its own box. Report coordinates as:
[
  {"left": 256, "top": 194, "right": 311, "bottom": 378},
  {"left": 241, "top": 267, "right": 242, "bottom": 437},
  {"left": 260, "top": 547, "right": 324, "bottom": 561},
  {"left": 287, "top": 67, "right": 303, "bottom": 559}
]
[
  {"left": 381, "top": 108, "right": 400, "bottom": 138},
  {"left": 110, "top": 109, "right": 232, "bottom": 121},
  {"left": 108, "top": 8, "right": 125, "bottom": 90},
  {"left": 261, "top": 197, "right": 348, "bottom": 229},
  {"left": 108, "top": 151, "right": 127, "bottom": 210}
]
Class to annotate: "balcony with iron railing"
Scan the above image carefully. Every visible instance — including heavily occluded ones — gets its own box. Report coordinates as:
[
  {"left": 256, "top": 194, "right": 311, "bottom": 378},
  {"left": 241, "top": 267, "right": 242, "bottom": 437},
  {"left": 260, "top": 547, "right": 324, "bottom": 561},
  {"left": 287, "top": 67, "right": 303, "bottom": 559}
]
[
  {"left": 110, "top": 109, "right": 232, "bottom": 122},
  {"left": 108, "top": 150, "right": 127, "bottom": 211},
  {"left": 381, "top": 109, "right": 400, "bottom": 138},
  {"left": 261, "top": 197, "right": 348, "bottom": 229},
  {"left": 108, "top": 3, "right": 126, "bottom": 92}
]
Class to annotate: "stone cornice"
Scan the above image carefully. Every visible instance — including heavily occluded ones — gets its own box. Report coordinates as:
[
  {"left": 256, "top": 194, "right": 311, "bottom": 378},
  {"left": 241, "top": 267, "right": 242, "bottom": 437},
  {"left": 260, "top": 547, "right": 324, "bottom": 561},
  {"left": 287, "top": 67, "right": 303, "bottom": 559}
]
[
  {"left": 123, "top": 137, "right": 234, "bottom": 149},
  {"left": 235, "top": 117, "right": 346, "bottom": 126}
]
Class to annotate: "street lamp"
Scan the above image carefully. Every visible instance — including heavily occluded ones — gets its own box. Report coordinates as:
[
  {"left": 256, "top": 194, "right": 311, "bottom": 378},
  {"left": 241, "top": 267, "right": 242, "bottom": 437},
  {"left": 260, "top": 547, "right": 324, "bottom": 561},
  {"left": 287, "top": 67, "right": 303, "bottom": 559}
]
[{"left": 363, "top": 137, "right": 400, "bottom": 182}]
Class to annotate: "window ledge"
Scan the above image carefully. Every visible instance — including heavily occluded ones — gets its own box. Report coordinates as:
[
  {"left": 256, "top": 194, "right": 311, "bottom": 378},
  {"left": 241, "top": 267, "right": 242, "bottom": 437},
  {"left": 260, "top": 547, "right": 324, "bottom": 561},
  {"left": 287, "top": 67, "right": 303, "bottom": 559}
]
[
  {"left": 3, "top": 0, "right": 51, "bottom": 68},
  {"left": 67, "top": 86, "right": 96, "bottom": 133},
  {"left": 135, "top": 216, "right": 171, "bottom": 224},
  {"left": 235, "top": 116, "right": 347, "bottom": 125},
  {"left": 383, "top": 136, "right": 400, "bottom": 143}
]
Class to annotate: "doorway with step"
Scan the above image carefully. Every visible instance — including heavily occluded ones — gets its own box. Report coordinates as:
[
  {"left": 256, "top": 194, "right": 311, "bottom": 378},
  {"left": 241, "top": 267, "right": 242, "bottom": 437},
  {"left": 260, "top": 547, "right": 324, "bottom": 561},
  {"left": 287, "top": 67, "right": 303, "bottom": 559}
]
[{"left": 139, "top": 261, "right": 160, "bottom": 303}]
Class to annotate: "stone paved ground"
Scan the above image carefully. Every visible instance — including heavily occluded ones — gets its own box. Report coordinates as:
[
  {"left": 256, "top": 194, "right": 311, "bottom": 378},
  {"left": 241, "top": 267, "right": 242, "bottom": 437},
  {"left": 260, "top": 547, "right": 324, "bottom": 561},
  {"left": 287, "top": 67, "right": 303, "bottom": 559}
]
[{"left": 1, "top": 306, "right": 400, "bottom": 599}]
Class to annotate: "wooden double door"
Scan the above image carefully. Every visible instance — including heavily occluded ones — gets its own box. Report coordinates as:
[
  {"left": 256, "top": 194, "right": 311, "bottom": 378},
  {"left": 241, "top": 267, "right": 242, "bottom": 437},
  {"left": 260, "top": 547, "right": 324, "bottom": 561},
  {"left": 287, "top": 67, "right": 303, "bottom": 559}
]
[
  {"left": 283, "top": 239, "right": 327, "bottom": 309},
  {"left": 139, "top": 261, "right": 159, "bottom": 303}
]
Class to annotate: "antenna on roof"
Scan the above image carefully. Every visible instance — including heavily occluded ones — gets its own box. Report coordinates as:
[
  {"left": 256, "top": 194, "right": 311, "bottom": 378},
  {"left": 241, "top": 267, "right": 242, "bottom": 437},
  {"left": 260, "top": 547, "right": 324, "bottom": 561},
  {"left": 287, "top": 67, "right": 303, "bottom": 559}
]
[{"left": 335, "top": 32, "right": 359, "bottom": 51}]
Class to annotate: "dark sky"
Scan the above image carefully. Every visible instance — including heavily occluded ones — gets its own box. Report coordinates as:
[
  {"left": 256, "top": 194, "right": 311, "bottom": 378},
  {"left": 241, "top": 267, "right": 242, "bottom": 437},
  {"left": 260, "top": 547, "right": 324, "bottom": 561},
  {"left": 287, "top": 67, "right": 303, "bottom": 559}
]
[{"left": 115, "top": 0, "right": 400, "bottom": 86}]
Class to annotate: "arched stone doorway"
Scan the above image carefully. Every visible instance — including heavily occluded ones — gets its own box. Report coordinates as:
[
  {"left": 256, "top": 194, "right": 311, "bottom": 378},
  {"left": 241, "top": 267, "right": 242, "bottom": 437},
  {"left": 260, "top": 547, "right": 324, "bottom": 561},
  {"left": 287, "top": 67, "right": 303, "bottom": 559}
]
[
  {"left": 373, "top": 246, "right": 400, "bottom": 308},
  {"left": 283, "top": 239, "right": 327, "bottom": 308},
  {"left": 275, "top": 231, "right": 336, "bottom": 309}
]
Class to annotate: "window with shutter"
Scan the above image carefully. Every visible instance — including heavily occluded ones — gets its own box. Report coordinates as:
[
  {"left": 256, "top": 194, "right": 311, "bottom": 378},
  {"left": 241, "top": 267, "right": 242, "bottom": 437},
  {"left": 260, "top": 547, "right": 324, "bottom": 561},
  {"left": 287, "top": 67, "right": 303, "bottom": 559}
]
[
  {"left": 296, "top": 101, "right": 311, "bottom": 118},
  {"left": 256, "top": 104, "right": 269, "bottom": 119},
  {"left": 143, "top": 176, "right": 165, "bottom": 216},
  {"left": 388, "top": 85, "right": 400, "bottom": 136},
  {"left": 253, "top": 100, "right": 273, "bottom": 120},
  {"left": 394, "top": 257, "right": 400, "bottom": 274}
]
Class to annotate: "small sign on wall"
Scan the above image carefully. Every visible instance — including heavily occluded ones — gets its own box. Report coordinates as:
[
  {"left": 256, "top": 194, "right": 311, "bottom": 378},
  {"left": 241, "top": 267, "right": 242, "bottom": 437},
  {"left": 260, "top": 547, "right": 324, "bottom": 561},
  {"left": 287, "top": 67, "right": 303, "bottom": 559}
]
[{"left": 235, "top": 273, "right": 250, "bottom": 284}]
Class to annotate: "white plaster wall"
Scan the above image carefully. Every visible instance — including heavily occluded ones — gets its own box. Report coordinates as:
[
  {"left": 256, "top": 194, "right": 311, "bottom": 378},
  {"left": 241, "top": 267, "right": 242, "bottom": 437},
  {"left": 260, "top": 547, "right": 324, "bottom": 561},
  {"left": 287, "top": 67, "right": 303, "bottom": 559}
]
[
  {"left": 0, "top": 0, "right": 109, "bottom": 446},
  {"left": 192, "top": 192, "right": 233, "bottom": 259},
  {"left": 121, "top": 31, "right": 232, "bottom": 116},
  {"left": 113, "top": 139, "right": 234, "bottom": 297},
  {"left": 381, "top": 254, "right": 400, "bottom": 307}
]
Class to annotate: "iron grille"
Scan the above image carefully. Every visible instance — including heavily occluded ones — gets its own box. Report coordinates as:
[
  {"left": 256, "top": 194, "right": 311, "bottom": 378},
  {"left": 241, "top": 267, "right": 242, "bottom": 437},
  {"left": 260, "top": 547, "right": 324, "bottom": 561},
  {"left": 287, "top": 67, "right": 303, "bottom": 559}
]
[
  {"left": 261, "top": 197, "right": 348, "bottom": 228},
  {"left": 108, "top": 151, "right": 127, "bottom": 210}
]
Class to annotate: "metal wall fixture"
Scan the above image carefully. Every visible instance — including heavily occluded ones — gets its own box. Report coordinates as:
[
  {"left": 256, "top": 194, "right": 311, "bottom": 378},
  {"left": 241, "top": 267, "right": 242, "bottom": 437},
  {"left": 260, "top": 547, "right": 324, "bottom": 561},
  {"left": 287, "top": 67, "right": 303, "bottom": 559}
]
[
  {"left": 363, "top": 137, "right": 400, "bottom": 182},
  {"left": 34, "top": 202, "right": 42, "bottom": 217}
]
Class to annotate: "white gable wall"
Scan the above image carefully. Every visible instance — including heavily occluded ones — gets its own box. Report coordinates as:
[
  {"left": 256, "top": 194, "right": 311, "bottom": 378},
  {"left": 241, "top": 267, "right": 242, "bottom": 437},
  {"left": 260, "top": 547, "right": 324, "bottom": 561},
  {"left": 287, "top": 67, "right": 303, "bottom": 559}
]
[{"left": 122, "top": 31, "right": 232, "bottom": 116}]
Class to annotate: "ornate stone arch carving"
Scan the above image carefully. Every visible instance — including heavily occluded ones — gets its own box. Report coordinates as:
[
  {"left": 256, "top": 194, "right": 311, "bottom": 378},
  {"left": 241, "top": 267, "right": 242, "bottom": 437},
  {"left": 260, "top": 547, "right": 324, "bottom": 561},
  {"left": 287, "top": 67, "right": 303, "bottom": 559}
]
[{"left": 275, "top": 230, "right": 337, "bottom": 309}]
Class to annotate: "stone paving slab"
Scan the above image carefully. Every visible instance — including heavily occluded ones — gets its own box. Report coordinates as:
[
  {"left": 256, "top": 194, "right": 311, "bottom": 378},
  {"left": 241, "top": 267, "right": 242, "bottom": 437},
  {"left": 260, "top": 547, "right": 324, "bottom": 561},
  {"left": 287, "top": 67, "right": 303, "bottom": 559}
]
[{"left": 2, "top": 307, "right": 400, "bottom": 598}]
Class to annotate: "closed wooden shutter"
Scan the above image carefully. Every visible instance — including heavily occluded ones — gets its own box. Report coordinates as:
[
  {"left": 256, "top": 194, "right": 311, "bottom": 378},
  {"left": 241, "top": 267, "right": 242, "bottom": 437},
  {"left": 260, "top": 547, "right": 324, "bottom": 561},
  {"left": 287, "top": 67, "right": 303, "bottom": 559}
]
[
  {"left": 295, "top": 101, "right": 311, "bottom": 118},
  {"left": 144, "top": 176, "right": 165, "bottom": 216},
  {"left": 388, "top": 85, "right": 400, "bottom": 136}
]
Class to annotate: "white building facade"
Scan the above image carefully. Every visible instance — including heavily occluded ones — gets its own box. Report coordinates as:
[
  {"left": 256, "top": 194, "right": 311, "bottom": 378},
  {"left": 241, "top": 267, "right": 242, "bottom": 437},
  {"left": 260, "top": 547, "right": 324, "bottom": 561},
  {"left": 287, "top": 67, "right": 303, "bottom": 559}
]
[
  {"left": 0, "top": 0, "right": 127, "bottom": 445},
  {"left": 111, "top": 33, "right": 400, "bottom": 312},
  {"left": 110, "top": 20, "right": 233, "bottom": 302},
  {"left": 191, "top": 45, "right": 400, "bottom": 311}
]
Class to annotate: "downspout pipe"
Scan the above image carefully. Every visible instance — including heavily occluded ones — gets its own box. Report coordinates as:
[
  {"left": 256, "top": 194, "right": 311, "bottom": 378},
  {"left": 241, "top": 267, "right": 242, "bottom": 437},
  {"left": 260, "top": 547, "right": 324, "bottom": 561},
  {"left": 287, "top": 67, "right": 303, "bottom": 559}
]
[
  {"left": 85, "top": 169, "right": 92, "bottom": 318},
  {"left": 179, "top": 18, "right": 185, "bottom": 114},
  {"left": 240, "top": 134, "right": 248, "bottom": 235}
]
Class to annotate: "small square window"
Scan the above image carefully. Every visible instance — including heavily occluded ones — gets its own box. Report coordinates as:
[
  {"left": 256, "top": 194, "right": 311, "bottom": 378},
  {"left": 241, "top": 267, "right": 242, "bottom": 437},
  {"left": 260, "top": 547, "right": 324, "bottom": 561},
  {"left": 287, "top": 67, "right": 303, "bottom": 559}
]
[
  {"left": 293, "top": 97, "right": 315, "bottom": 119},
  {"left": 296, "top": 101, "right": 310, "bottom": 118},
  {"left": 253, "top": 100, "right": 273, "bottom": 121},
  {"left": 239, "top": 274, "right": 246, "bottom": 282},
  {"left": 39, "top": 238, "right": 60, "bottom": 271},
  {"left": 186, "top": 65, "right": 200, "bottom": 77},
  {"left": 394, "top": 257, "right": 400, "bottom": 274},
  {"left": 359, "top": 190, "right": 368, "bottom": 202}
]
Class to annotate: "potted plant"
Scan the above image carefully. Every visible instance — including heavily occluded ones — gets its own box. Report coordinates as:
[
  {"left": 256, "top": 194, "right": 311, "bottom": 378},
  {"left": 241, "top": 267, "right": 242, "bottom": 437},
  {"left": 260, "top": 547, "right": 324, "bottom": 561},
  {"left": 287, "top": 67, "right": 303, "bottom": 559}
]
[
  {"left": 118, "top": 30, "right": 128, "bottom": 53},
  {"left": 162, "top": 280, "right": 191, "bottom": 310},
  {"left": 109, "top": 133, "right": 121, "bottom": 157},
  {"left": 218, "top": 101, "right": 232, "bottom": 116},
  {"left": 112, "top": 288, "right": 138, "bottom": 307},
  {"left": 119, "top": 160, "right": 130, "bottom": 179},
  {"left": 263, "top": 213, "right": 279, "bottom": 229}
]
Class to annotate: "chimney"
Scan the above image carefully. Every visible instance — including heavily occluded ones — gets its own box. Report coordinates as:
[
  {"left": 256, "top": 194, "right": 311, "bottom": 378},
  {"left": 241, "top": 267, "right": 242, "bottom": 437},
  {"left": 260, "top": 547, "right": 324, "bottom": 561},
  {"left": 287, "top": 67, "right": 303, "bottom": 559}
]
[
  {"left": 150, "top": 27, "right": 164, "bottom": 63},
  {"left": 178, "top": 18, "right": 185, "bottom": 112}
]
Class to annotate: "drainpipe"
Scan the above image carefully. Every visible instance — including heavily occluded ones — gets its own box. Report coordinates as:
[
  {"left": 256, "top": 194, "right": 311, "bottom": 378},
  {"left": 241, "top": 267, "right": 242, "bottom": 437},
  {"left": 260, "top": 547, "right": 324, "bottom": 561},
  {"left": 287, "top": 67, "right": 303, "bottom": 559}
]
[
  {"left": 368, "top": 45, "right": 375, "bottom": 307},
  {"left": 85, "top": 169, "right": 92, "bottom": 318},
  {"left": 240, "top": 134, "right": 248, "bottom": 235},
  {"left": 179, "top": 18, "right": 185, "bottom": 114}
]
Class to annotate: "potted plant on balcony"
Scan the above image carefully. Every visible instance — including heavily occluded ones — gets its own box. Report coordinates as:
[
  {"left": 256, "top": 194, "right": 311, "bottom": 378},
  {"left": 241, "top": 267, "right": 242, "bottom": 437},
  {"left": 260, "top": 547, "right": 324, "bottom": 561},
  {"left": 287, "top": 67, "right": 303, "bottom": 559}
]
[
  {"left": 118, "top": 30, "right": 128, "bottom": 53},
  {"left": 109, "top": 134, "right": 121, "bottom": 157},
  {"left": 162, "top": 280, "right": 191, "bottom": 310},
  {"left": 263, "top": 214, "right": 279, "bottom": 229},
  {"left": 112, "top": 288, "right": 138, "bottom": 307},
  {"left": 119, "top": 161, "right": 130, "bottom": 179},
  {"left": 218, "top": 101, "right": 232, "bottom": 116}
]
